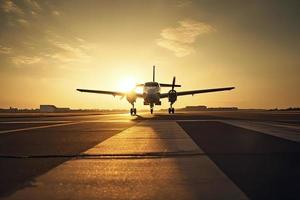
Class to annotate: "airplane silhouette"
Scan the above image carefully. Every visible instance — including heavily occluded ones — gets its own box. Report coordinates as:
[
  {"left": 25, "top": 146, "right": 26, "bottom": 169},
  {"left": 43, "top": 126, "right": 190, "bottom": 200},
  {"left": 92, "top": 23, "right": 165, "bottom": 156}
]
[{"left": 77, "top": 66, "right": 235, "bottom": 115}]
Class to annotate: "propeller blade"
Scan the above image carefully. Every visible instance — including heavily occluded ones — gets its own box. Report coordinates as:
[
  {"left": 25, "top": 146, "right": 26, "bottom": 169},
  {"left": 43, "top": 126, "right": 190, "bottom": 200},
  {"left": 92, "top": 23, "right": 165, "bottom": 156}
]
[{"left": 172, "top": 76, "right": 176, "bottom": 90}]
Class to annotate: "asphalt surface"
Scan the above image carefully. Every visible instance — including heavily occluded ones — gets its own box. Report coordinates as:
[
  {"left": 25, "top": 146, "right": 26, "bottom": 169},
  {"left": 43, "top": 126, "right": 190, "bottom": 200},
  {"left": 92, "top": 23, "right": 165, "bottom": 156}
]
[{"left": 0, "top": 111, "right": 299, "bottom": 199}]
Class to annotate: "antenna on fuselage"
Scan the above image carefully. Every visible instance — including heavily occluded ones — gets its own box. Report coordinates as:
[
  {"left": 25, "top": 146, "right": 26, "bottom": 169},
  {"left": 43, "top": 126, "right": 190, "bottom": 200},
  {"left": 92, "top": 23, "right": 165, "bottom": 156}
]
[{"left": 153, "top": 65, "right": 155, "bottom": 82}]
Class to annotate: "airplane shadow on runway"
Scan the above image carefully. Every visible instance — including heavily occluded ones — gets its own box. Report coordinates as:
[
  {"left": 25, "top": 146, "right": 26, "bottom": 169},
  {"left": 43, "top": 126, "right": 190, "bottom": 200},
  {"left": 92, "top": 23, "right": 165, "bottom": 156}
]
[
  {"left": 133, "top": 113, "right": 225, "bottom": 121},
  {"left": 178, "top": 121, "right": 300, "bottom": 200}
]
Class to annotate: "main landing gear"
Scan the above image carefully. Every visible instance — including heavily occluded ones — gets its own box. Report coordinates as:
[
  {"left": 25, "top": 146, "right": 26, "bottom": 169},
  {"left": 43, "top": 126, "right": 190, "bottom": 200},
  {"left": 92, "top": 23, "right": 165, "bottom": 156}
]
[
  {"left": 168, "top": 107, "right": 175, "bottom": 114},
  {"left": 168, "top": 103, "right": 175, "bottom": 114},
  {"left": 130, "top": 103, "right": 136, "bottom": 116}
]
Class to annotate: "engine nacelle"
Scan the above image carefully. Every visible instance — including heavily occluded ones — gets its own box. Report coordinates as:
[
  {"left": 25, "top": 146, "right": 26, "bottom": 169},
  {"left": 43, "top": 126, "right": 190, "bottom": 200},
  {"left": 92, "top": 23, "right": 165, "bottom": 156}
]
[
  {"left": 126, "top": 91, "right": 137, "bottom": 104},
  {"left": 168, "top": 90, "right": 177, "bottom": 103}
]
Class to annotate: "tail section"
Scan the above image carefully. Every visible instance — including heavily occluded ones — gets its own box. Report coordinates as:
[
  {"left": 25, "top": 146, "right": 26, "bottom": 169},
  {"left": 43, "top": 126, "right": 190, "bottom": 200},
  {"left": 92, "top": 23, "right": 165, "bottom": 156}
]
[
  {"left": 160, "top": 76, "right": 181, "bottom": 87},
  {"left": 153, "top": 65, "right": 155, "bottom": 82}
]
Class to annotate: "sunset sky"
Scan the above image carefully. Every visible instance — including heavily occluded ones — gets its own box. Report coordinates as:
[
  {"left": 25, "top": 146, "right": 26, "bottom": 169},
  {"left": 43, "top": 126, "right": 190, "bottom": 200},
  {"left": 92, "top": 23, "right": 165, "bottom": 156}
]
[{"left": 0, "top": 0, "right": 299, "bottom": 109}]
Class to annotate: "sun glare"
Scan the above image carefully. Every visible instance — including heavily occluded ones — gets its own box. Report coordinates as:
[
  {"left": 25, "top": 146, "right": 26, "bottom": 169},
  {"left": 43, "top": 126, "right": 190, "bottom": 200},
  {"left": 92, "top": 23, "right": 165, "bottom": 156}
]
[{"left": 118, "top": 77, "right": 136, "bottom": 92}]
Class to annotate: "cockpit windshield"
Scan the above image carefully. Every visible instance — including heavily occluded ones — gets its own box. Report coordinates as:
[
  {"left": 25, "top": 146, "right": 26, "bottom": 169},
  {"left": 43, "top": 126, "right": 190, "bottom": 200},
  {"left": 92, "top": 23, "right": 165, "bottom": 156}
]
[{"left": 145, "top": 82, "right": 159, "bottom": 87}]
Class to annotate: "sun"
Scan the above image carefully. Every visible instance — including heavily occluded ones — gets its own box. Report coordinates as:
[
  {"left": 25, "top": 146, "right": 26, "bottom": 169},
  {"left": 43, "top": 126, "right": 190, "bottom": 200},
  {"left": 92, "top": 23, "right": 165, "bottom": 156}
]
[{"left": 117, "top": 77, "right": 137, "bottom": 92}]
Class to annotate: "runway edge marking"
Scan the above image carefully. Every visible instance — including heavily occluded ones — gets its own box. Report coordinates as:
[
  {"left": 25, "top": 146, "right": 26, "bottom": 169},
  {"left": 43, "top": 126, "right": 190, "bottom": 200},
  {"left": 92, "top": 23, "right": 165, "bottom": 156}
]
[{"left": 0, "top": 122, "right": 82, "bottom": 134}]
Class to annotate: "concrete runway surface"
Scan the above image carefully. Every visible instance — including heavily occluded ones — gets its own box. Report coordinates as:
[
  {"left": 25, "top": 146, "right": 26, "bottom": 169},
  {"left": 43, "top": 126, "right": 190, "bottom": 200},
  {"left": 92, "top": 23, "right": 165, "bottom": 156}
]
[{"left": 0, "top": 111, "right": 299, "bottom": 200}]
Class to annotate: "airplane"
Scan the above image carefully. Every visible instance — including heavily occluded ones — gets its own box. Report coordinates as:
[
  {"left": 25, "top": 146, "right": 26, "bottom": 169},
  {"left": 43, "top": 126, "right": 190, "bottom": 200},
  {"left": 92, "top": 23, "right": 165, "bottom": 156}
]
[{"left": 77, "top": 66, "right": 235, "bottom": 115}]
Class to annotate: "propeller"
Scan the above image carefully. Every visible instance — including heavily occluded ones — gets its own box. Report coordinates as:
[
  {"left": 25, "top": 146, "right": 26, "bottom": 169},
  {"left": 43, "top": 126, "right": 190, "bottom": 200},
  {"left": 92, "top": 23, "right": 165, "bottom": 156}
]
[{"left": 168, "top": 76, "right": 177, "bottom": 103}]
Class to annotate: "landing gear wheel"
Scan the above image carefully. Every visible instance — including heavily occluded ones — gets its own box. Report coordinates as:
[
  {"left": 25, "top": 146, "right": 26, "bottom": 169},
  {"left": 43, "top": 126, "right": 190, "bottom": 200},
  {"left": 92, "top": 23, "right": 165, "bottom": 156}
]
[
  {"left": 130, "top": 108, "right": 137, "bottom": 116},
  {"left": 168, "top": 107, "right": 175, "bottom": 114},
  {"left": 150, "top": 108, "right": 153, "bottom": 114}
]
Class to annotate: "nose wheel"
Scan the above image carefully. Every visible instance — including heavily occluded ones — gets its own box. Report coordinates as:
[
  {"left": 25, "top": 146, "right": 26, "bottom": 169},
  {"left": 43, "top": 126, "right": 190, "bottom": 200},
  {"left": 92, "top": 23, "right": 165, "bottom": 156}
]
[{"left": 150, "top": 103, "right": 154, "bottom": 114}]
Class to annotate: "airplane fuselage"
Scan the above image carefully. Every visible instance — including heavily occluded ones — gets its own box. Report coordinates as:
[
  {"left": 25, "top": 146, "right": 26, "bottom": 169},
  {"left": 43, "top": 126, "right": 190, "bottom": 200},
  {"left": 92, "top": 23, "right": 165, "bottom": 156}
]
[{"left": 143, "top": 82, "right": 161, "bottom": 106}]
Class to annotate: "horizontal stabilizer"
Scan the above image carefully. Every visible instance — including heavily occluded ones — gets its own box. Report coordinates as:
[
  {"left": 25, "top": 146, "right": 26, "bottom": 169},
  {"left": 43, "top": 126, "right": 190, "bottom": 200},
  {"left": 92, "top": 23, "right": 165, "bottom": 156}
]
[{"left": 159, "top": 83, "right": 181, "bottom": 87}]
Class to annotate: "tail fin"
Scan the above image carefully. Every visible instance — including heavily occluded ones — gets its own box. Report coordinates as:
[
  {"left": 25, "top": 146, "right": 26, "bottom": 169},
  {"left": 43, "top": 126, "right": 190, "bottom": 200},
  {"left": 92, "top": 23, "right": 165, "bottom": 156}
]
[{"left": 153, "top": 65, "right": 155, "bottom": 82}]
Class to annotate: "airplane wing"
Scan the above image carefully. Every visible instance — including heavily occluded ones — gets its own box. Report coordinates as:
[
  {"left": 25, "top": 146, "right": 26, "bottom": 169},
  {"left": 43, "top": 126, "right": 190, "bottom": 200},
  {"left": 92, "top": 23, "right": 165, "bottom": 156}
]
[
  {"left": 160, "top": 87, "right": 235, "bottom": 98},
  {"left": 77, "top": 89, "right": 143, "bottom": 98}
]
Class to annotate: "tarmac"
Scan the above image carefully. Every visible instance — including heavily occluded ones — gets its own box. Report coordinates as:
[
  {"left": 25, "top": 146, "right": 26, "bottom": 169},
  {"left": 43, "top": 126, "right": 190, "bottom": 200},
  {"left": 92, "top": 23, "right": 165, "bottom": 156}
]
[{"left": 0, "top": 111, "right": 299, "bottom": 199}]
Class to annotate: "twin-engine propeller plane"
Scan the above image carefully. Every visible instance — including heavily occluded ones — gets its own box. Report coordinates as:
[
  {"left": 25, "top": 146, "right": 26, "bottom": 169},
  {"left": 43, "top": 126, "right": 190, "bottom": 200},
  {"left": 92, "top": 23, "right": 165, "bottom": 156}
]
[{"left": 77, "top": 66, "right": 235, "bottom": 115}]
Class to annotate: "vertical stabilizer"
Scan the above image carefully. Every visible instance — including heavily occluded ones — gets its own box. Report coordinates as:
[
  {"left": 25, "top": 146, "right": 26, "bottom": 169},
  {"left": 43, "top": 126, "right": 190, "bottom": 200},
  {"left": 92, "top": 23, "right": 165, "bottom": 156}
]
[{"left": 153, "top": 65, "right": 155, "bottom": 82}]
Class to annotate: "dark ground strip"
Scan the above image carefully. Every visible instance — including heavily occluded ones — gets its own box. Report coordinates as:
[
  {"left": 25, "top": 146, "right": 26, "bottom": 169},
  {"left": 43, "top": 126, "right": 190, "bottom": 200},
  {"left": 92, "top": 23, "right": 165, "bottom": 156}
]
[
  {"left": 0, "top": 122, "right": 134, "bottom": 197},
  {"left": 150, "top": 111, "right": 300, "bottom": 122},
  {"left": 178, "top": 121, "right": 300, "bottom": 200},
  {"left": 1, "top": 152, "right": 299, "bottom": 159}
]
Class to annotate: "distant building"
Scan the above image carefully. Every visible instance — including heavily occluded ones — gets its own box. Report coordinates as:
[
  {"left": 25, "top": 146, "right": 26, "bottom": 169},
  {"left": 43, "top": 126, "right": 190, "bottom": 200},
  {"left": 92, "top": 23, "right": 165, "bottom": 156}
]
[
  {"left": 180, "top": 105, "right": 238, "bottom": 111},
  {"left": 56, "top": 107, "right": 71, "bottom": 112},
  {"left": 9, "top": 107, "right": 18, "bottom": 112},
  {"left": 185, "top": 105, "right": 207, "bottom": 111},
  {"left": 40, "top": 105, "right": 71, "bottom": 112},
  {"left": 40, "top": 105, "right": 57, "bottom": 112},
  {"left": 207, "top": 107, "right": 238, "bottom": 111}
]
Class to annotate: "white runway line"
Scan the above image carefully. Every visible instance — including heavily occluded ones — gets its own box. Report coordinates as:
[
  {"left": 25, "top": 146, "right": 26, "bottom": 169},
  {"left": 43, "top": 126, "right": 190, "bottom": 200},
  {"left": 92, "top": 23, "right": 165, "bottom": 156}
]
[
  {"left": 0, "top": 122, "right": 82, "bottom": 134},
  {"left": 0, "top": 121, "right": 71, "bottom": 124}
]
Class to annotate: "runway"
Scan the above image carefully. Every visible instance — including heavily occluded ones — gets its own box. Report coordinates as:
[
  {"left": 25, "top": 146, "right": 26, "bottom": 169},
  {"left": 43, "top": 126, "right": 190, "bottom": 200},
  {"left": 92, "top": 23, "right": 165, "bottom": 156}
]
[{"left": 0, "top": 111, "right": 299, "bottom": 199}]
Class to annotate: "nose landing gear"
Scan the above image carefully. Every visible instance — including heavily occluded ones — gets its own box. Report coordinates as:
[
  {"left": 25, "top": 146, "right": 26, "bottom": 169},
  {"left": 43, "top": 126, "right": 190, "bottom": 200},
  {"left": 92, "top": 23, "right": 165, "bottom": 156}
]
[{"left": 150, "top": 103, "right": 154, "bottom": 114}]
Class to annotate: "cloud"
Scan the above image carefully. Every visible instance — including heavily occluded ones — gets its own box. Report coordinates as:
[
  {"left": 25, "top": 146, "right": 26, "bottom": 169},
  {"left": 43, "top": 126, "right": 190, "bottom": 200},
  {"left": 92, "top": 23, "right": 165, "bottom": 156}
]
[
  {"left": 24, "top": 0, "right": 42, "bottom": 11},
  {"left": 176, "top": 0, "right": 192, "bottom": 8},
  {"left": 161, "top": 20, "right": 215, "bottom": 43},
  {"left": 1, "top": 1, "right": 32, "bottom": 27},
  {"left": 17, "top": 18, "right": 30, "bottom": 27},
  {"left": 50, "top": 42, "right": 90, "bottom": 62},
  {"left": 157, "top": 19, "right": 215, "bottom": 57},
  {"left": 52, "top": 10, "right": 60, "bottom": 16},
  {"left": 11, "top": 55, "right": 41, "bottom": 65},
  {"left": 0, "top": 45, "right": 12, "bottom": 54},
  {"left": 9, "top": 37, "right": 92, "bottom": 66},
  {"left": 46, "top": 35, "right": 92, "bottom": 63},
  {"left": 156, "top": 38, "right": 194, "bottom": 57},
  {"left": 1, "top": 0, "right": 24, "bottom": 15}
]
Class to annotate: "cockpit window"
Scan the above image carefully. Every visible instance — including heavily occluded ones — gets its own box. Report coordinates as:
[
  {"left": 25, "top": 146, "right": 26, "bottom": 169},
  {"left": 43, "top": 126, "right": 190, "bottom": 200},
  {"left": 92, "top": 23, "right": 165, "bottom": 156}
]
[{"left": 145, "top": 82, "right": 159, "bottom": 87}]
